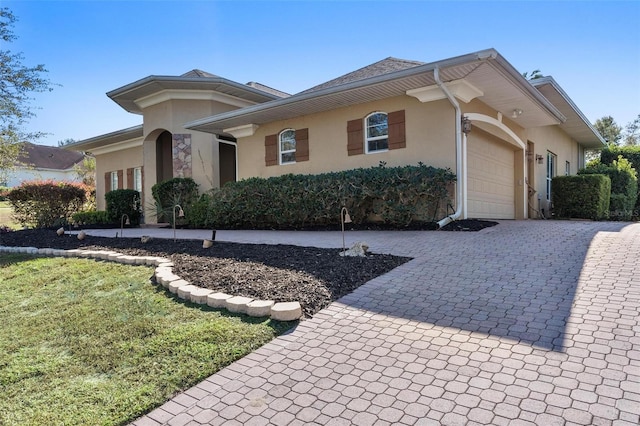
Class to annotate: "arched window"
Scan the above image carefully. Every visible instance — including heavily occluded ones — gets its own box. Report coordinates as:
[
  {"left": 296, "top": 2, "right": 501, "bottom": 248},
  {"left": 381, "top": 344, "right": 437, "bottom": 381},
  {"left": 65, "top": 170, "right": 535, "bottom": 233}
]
[
  {"left": 279, "top": 128, "right": 296, "bottom": 164},
  {"left": 365, "top": 112, "right": 389, "bottom": 153}
]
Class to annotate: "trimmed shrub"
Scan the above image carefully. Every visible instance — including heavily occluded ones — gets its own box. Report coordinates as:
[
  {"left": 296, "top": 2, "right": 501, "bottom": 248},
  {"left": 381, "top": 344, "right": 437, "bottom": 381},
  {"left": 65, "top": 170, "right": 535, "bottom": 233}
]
[
  {"left": 71, "top": 210, "right": 110, "bottom": 226},
  {"left": 105, "top": 189, "right": 142, "bottom": 225},
  {"left": 7, "top": 180, "right": 87, "bottom": 228},
  {"left": 204, "top": 163, "right": 455, "bottom": 229},
  {"left": 600, "top": 146, "right": 640, "bottom": 218},
  {"left": 151, "top": 177, "right": 199, "bottom": 224},
  {"left": 185, "top": 193, "right": 213, "bottom": 229},
  {"left": 0, "top": 186, "right": 10, "bottom": 201},
  {"left": 552, "top": 175, "right": 611, "bottom": 220},
  {"left": 579, "top": 155, "right": 637, "bottom": 220}
]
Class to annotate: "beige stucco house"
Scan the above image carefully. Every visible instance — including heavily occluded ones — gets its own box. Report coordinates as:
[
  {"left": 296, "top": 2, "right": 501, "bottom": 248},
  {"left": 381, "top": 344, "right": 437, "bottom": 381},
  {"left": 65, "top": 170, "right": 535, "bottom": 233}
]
[{"left": 67, "top": 49, "right": 604, "bottom": 224}]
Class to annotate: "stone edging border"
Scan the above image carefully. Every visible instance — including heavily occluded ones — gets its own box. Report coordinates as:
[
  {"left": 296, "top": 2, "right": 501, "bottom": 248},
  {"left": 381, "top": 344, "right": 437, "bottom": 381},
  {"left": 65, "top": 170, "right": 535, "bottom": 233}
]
[{"left": 0, "top": 245, "right": 302, "bottom": 321}]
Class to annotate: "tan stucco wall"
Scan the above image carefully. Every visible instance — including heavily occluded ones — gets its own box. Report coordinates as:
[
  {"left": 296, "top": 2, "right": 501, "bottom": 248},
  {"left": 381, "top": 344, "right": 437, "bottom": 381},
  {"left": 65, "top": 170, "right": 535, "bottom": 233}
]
[
  {"left": 95, "top": 144, "right": 143, "bottom": 210},
  {"left": 525, "top": 125, "right": 580, "bottom": 205},
  {"left": 237, "top": 96, "right": 457, "bottom": 179}
]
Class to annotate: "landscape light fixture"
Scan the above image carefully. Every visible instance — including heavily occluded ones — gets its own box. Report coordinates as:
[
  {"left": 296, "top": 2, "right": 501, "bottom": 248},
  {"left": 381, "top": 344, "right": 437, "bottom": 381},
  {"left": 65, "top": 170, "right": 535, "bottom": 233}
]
[
  {"left": 120, "top": 214, "right": 130, "bottom": 238},
  {"left": 173, "top": 204, "right": 185, "bottom": 242},
  {"left": 341, "top": 206, "right": 352, "bottom": 254}
]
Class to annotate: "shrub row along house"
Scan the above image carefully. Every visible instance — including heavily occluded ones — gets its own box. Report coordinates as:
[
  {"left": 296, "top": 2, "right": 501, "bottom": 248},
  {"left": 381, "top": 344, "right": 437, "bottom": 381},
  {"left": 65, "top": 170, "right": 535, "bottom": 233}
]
[{"left": 66, "top": 48, "right": 604, "bottom": 225}]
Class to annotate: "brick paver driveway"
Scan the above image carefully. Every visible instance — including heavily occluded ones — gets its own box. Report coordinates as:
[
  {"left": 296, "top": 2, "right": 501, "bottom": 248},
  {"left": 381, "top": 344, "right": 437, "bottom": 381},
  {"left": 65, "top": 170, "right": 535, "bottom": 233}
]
[{"left": 132, "top": 221, "right": 640, "bottom": 425}]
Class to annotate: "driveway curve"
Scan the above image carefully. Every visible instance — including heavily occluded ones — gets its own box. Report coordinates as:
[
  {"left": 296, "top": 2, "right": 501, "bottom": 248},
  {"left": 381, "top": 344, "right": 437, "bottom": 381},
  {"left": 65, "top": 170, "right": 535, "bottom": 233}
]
[{"left": 131, "top": 221, "right": 640, "bottom": 426}]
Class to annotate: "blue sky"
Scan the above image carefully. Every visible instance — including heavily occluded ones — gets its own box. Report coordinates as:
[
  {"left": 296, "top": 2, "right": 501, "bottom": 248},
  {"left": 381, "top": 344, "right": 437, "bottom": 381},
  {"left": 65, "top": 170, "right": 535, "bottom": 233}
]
[{"left": 4, "top": 0, "right": 640, "bottom": 146}]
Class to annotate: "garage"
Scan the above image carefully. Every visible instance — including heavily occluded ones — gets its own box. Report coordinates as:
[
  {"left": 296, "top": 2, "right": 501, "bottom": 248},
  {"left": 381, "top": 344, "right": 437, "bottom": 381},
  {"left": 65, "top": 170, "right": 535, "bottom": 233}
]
[{"left": 467, "top": 131, "right": 516, "bottom": 219}]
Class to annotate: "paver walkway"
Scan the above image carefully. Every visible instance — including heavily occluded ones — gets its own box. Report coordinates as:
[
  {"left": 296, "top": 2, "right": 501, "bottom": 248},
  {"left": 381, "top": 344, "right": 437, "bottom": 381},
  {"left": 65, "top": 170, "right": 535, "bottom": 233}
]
[{"left": 125, "top": 221, "right": 640, "bottom": 425}]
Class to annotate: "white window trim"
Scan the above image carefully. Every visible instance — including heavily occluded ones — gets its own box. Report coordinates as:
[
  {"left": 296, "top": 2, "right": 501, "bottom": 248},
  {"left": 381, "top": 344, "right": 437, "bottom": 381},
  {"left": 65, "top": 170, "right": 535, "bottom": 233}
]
[
  {"left": 565, "top": 161, "right": 570, "bottom": 176},
  {"left": 279, "top": 128, "right": 296, "bottom": 165},
  {"left": 110, "top": 171, "right": 118, "bottom": 191},
  {"left": 133, "top": 167, "right": 142, "bottom": 193},
  {"left": 365, "top": 112, "right": 389, "bottom": 154},
  {"left": 546, "top": 151, "right": 557, "bottom": 201}
]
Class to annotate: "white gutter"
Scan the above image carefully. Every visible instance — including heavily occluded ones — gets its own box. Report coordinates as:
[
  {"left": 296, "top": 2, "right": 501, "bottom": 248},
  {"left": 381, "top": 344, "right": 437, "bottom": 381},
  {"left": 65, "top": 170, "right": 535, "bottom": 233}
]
[{"left": 435, "top": 67, "right": 464, "bottom": 229}]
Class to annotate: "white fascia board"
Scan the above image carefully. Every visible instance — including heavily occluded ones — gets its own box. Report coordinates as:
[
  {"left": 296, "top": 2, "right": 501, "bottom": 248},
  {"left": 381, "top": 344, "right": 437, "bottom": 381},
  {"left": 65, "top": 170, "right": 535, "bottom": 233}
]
[
  {"left": 90, "top": 138, "right": 143, "bottom": 156},
  {"left": 406, "top": 79, "right": 484, "bottom": 104},
  {"left": 224, "top": 124, "right": 259, "bottom": 138},
  {"left": 135, "top": 89, "right": 258, "bottom": 110}
]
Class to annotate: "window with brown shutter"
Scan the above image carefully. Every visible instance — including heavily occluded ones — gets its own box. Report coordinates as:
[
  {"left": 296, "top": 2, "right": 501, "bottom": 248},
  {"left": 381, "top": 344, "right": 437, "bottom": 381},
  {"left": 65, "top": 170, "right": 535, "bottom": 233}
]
[
  {"left": 265, "top": 134, "right": 278, "bottom": 166},
  {"left": 388, "top": 110, "right": 406, "bottom": 150},
  {"left": 295, "top": 128, "right": 309, "bottom": 162},
  {"left": 126, "top": 168, "right": 134, "bottom": 189},
  {"left": 117, "top": 170, "right": 123, "bottom": 189},
  {"left": 347, "top": 119, "right": 364, "bottom": 156},
  {"left": 104, "top": 172, "right": 111, "bottom": 193}
]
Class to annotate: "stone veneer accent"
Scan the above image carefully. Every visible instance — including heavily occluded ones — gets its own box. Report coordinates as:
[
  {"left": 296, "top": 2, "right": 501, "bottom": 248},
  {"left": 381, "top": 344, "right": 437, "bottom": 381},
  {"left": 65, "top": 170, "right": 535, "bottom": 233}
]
[
  {"left": 172, "top": 134, "right": 192, "bottom": 178},
  {"left": 0, "top": 245, "right": 302, "bottom": 321}
]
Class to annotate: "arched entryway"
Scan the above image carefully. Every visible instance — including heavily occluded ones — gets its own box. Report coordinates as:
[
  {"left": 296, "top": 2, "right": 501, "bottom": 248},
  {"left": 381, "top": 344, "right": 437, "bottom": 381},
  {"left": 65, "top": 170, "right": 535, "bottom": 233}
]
[{"left": 156, "top": 130, "right": 173, "bottom": 183}]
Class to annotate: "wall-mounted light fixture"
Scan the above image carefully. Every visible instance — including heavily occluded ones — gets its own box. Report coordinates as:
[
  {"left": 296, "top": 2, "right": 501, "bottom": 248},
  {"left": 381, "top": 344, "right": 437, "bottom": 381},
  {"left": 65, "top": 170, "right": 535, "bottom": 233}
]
[
  {"left": 511, "top": 109, "right": 523, "bottom": 119},
  {"left": 536, "top": 154, "right": 544, "bottom": 164},
  {"left": 461, "top": 116, "right": 472, "bottom": 135}
]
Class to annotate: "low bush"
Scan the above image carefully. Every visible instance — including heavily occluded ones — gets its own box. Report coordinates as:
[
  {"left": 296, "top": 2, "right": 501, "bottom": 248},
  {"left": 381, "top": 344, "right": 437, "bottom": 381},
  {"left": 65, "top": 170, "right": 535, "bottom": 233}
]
[
  {"left": 7, "top": 180, "right": 87, "bottom": 228},
  {"left": 552, "top": 175, "right": 611, "bottom": 220},
  {"left": 203, "top": 163, "right": 455, "bottom": 229},
  {"left": 105, "top": 189, "right": 142, "bottom": 225},
  {"left": 151, "top": 177, "right": 199, "bottom": 224},
  {"left": 71, "top": 210, "right": 111, "bottom": 226},
  {"left": 0, "top": 186, "right": 10, "bottom": 201}
]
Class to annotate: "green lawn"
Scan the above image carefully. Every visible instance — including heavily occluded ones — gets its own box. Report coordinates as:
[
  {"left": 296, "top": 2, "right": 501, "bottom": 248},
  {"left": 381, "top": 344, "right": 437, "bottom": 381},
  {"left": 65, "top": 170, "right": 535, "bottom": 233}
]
[
  {"left": 0, "top": 254, "right": 291, "bottom": 425},
  {"left": 0, "top": 201, "right": 20, "bottom": 229}
]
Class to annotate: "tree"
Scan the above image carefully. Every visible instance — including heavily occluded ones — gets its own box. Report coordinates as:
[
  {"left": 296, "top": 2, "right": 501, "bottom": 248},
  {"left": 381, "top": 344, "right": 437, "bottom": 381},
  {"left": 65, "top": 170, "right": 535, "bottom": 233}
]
[
  {"left": 623, "top": 114, "right": 639, "bottom": 146},
  {"left": 522, "top": 69, "right": 544, "bottom": 80},
  {"left": 0, "top": 7, "right": 53, "bottom": 183},
  {"left": 594, "top": 116, "right": 622, "bottom": 146},
  {"left": 74, "top": 155, "right": 96, "bottom": 187},
  {"left": 57, "top": 138, "right": 76, "bottom": 147}
]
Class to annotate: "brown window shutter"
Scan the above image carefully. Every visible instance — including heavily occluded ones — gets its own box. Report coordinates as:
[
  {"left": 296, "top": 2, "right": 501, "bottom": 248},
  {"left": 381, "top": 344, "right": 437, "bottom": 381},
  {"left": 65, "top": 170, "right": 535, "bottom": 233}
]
[
  {"left": 295, "top": 128, "right": 309, "bottom": 162},
  {"left": 388, "top": 110, "right": 406, "bottom": 150},
  {"left": 104, "top": 172, "right": 111, "bottom": 193},
  {"left": 126, "top": 168, "right": 134, "bottom": 189},
  {"left": 347, "top": 119, "right": 364, "bottom": 156},
  {"left": 265, "top": 134, "right": 278, "bottom": 166},
  {"left": 117, "top": 170, "right": 124, "bottom": 189}
]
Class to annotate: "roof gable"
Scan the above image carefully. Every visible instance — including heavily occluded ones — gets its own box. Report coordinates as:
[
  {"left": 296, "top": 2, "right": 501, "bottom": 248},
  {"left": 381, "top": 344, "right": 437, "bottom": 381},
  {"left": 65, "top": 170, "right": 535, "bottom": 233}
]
[
  {"left": 18, "top": 143, "right": 85, "bottom": 170},
  {"left": 299, "top": 57, "right": 425, "bottom": 94}
]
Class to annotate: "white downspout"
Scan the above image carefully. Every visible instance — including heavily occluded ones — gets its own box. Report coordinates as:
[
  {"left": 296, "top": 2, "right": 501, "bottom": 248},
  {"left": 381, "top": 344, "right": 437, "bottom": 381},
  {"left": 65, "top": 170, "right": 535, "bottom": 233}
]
[{"left": 435, "top": 67, "right": 464, "bottom": 228}]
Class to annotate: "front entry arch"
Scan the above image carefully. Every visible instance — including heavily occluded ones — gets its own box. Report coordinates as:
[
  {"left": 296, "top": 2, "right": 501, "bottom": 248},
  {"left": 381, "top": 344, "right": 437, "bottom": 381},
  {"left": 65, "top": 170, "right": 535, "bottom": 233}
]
[{"left": 156, "top": 130, "right": 173, "bottom": 183}]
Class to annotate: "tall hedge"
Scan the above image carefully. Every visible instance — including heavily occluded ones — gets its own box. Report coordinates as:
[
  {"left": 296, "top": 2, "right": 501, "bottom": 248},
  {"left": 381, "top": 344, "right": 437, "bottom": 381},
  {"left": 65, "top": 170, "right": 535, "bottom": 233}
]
[
  {"left": 580, "top": 155, "right": 638, "bottom": 220},
  {"left": 600, "top": 146, "right": 640, "bottom": 218},
  {"left": 552, "top": 175, "right": 611, "bottom": 220},
  {"left": 7, "top": 180, "right": 88, "bottom": 228},
  {"left": 198, "top": 163, "right": 455, "bottom": 229}
]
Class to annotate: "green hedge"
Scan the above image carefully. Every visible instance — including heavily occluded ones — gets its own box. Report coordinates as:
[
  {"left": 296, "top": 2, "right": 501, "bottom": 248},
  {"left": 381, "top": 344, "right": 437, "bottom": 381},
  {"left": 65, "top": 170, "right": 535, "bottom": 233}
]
[
  {"left": 105, "top": 189, "right": 142, "bottom": 225},
  {"left": 196, "top": 163, "right": 455, "bottom": 229},
  {"left": 7, "top": 181, "right": 87, "bottom": 228},
  {"left": 600, "top": 146, "right": 640, "bottom": 218},
  {"left": 579, "top": 155, "right": 637, "bottom": 220},
  {"left": 151, "top": 177, "right": 199, "bottom": 224},
  {"left": 552, "top": 175, "right": 611, "bottom": 220},
  {"left": 71, "top": 210, "right": 111, "bottom": 226}
]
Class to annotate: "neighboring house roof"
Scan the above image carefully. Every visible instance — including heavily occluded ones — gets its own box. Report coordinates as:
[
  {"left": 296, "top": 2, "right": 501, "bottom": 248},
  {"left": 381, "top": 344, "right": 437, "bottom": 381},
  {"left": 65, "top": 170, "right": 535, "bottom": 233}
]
[
  {"left": 185, "top": 48, "right": 603, "bottom": 148},
  {"left": 299, "top": 57, "right": 425, "bottom": 94},
  {"left": 107, "top": 70, "right": 290, "bottom": 114},
  {"left": 18, "top": 143, "right": 85, "bottom": 170}
]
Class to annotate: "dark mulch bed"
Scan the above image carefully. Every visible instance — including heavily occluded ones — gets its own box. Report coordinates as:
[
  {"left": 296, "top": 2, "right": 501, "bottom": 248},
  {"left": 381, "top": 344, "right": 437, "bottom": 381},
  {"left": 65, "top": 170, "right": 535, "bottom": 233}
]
[
  {"left": 0, "top": 229, "right": 411, "bottom": 318},
  {"left": 440, "top": 219, "right": 498, "bottom": 232}
]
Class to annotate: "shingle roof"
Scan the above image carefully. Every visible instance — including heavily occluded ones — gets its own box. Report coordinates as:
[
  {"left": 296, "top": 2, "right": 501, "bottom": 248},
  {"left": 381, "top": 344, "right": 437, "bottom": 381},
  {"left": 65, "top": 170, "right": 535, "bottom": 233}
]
[
  {"left": 180, "top": 70, "right": 290, "bottom": 98},
  {"left": 181, "top": 69, "right": 220, "bottom": 78},
  {"left": 18, "top": 143, "right": 85, "bottom": 170},
  {"left": 299, "top": 57, "right": 425, "bottom": 94}
]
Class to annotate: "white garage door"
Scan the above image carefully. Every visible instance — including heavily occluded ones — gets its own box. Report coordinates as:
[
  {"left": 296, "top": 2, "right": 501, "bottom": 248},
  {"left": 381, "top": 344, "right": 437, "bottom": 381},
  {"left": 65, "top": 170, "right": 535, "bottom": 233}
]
[{"left": 467, "top": 132, "right": 515, "bottom": 219}]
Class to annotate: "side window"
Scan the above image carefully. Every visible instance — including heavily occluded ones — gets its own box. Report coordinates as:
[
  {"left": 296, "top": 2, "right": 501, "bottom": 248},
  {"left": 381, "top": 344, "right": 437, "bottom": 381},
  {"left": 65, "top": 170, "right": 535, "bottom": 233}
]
[
  {"left": 111, "top": 171, "right": 118, "bottom": 191},
  {"left": 134, "top": 167, "right": 142, "bottom": 192},
  {"left": 565, "top": 161, "right": 570, "bottom": 176},
  {"left": 546, "top": 151, "right": 557, "bottom": 201},
  {"left": 279, "top": 128, "right": 296, "bottom": 164},
  {"left": 365, "top": 112, "right": 389, "bottom": 153}
]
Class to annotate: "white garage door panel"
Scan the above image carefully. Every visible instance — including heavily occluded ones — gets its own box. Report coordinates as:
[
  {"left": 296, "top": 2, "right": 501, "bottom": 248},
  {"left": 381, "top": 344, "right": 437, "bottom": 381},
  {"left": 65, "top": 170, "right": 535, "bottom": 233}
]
[{"left": 467, "top": 133, "right": 515, "bottom": 219}]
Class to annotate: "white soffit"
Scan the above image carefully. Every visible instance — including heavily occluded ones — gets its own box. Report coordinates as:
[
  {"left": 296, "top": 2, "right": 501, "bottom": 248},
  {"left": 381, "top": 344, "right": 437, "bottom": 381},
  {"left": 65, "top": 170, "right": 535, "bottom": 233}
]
[
  {"left": 224, "top": 124, "right": 260, "bottom": 138},
  {"left": 406, "top": 79, "right": 484, "bottom": 103},
  {"left": 90, "top": 138, "right": 143, "bottom": 156},
  {"left": 135, "top": 89, "right": 258, "bottom": 110}
]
